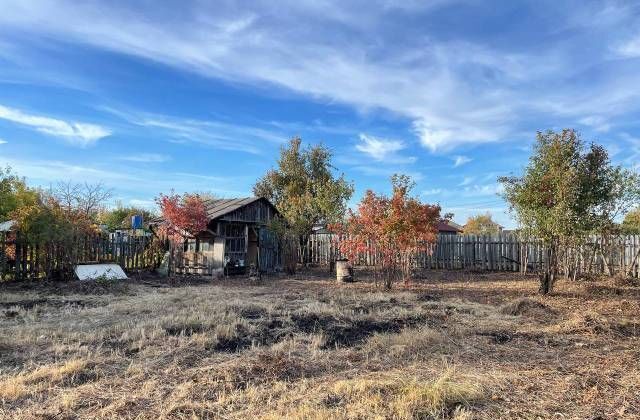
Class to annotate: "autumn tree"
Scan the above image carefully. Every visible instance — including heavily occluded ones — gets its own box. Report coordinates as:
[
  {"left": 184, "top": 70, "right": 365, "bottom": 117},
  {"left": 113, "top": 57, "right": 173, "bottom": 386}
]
[
  {"left": 155, "top": 192, "right": 208, "bottom": 242},
  {"left": 0, "top": 166, "right": 39, "bottom": 222},
  {"left": 253, "top": 137, "right": 353, "bottom": 238},
  {"left": 622, "top": 208, "right": 640, "bottom": 234},
  {"left": 333, "top": 175, "right": 441, "bottom": 289},
  {"left": 464, "top": 213, "right": 501, "bottom": 235},
  {"left": 500, "top": 129, "right": 640, "bottom": 294}
]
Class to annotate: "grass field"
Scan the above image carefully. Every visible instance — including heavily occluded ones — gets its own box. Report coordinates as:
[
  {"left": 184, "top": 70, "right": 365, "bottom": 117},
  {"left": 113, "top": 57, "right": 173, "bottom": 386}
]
[{"left": 1, "top": 269, "right": 639, "bottom": 419}]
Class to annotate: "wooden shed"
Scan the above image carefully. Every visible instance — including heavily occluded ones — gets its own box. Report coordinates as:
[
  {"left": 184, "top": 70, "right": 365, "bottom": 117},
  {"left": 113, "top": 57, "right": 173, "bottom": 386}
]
[{"left": 155, "top": 197, "right": 281, "bottom": 274}]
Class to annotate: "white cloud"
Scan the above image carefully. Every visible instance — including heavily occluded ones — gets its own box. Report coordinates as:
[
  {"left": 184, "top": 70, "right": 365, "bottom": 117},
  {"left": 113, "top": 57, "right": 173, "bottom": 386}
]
[
  {"left": 103, "top": 107, "right": 285, "bottom": 154},
  {"left": 1, "top": 2, "right": 640, "bottom": 152},
  {"left": 355, "top": 133, "right": 415, "bottom": 163},
  {"left": 119, "top": 153, "right": 171, "bottom": 163},
  {"left": 453, "top": 155, "right": 472, "bottom": 168},
  {"left": 614, "top": 34, "right": 640, "bottom": 58},
  {"left": 0, "top": 138, "right": 7, "bottom": 144},
  {"left": 128, "top": 199, "right": 156, "bottom": 209},
  {"left": 422, "top": 188, "right": 442, "bottom": 196},
  {"left": 0, "top": 104, "right": 110, "bottom": 146},
  {"left": 1, "top": 156, "right": 251, "bottom": 202},
  {"left": 460, "top": 183, "right": 504, "bottom": 197},
  {"left": 579, "top": 115, "right": 610, "bottom": 132},
  {"left": 351, "top": 165, "right": 424, "bottom": 181},
  {"left": 458, "top": 176, "right": 474, "bottom": 186}
]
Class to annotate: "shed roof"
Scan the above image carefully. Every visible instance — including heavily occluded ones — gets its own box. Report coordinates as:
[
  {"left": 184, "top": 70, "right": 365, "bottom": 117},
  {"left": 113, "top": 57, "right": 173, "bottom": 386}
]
[
  {"left": 202, "top": 197, "right": 278, "bottom": 221},
  {"left": 150, "top": 197, "right": 278, "bottom": 226},
  {"left": 203, "top": 197, "right": 260, "bottom": 220},
  {"left": 437, "top": 219, "right": 463, "bottom": 233}
]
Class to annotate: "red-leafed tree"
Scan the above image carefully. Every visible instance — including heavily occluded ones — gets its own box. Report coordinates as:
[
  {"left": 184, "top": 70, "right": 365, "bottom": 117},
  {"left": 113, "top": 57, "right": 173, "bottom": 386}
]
[
  {"left": 155, "top": 192, "right": 208, "bottom": 242},
  {"left": 332, "top": 175, "right": 441, "bottom": 289}
]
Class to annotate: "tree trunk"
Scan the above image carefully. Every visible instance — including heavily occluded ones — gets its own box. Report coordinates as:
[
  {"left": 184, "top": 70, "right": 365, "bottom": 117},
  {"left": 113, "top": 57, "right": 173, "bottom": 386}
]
[{"left": 539, "top": 241, "right": 558, "bottom": 295}]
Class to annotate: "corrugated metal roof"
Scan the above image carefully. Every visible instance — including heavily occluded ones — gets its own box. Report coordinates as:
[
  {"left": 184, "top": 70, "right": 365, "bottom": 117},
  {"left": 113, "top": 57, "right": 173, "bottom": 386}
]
[
  {"left": 149, "top": 197, "right": 273, "bottom": 226},
  {"left": 203, "top": 197, "right": 264, "bottom": 220}
]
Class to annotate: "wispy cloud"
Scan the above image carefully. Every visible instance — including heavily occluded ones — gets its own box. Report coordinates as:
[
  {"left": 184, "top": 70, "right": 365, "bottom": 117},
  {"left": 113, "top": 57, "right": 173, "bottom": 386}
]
[
  {"left": 2, "top": 156, "right": 252, "bottom": 204},
  {"left": 127, "top": 199, "right": 157, "bottom": 209},
  {"left": 422, "top": 188, "right": 442, "bottom": 196},
  {"left": 351, "top": 164, "right": 423, "bottom": 181},
  {"left": 579, "top": 115, "right": 610, "bottom": 133},
  {"left": 460, "top": 183, "right": 504, "bottom": 197},
  {"left": 614, "top": 33, "right": 640, "bottom": 58},
  {"left": 4, "top": 2, "right": 639, "bottom": 152},
  {"left": 0, "top": 138, "right": 7, "bottom": 145},
  {"left": 452, "top": 155, "right": 472, "bottom": 168},
  {"left": 618, "top": 133, "right": 640, "bottom": 171},
  {"left": 0, "top": 104, "right": 110, "bottom": 146},
  {"left": 355, "top": 133, "right": 415, "bottom": 163},
  {"left": 103, "top": 106, "right": 285, "bottom": 154},
  {"left": 458, "top": 176, "right": 474, "bottom": 186},
  {"left": 119, "top": 153, "right": 171, "bottom": 163}
]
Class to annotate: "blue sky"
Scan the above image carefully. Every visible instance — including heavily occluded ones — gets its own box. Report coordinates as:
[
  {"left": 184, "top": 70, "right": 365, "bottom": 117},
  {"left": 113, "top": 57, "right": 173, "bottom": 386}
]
[{"left": 1, "top": 1, "right": 640, "bottom": 228}]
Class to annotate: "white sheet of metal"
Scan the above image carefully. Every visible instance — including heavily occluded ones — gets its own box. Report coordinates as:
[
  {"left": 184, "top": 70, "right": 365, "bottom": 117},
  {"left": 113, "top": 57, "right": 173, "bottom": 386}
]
[
  {"left": 0, "top": 220, "right": 16, "bottom": 232},
  {"left": 74, "top": 264, "right": 128, "bottom": 281}
]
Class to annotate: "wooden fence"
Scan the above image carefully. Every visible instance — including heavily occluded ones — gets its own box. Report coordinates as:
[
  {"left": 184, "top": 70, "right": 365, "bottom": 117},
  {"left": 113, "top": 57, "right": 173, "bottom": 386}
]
[
  {"left": 0, "top": 232, "right": 163, "bottom": 281},
  {"left": 4, "top": 230, "right": 639, "bottom": 280},
  {"left": 300, "top": 233, "right": 640, "bottom": 278}
]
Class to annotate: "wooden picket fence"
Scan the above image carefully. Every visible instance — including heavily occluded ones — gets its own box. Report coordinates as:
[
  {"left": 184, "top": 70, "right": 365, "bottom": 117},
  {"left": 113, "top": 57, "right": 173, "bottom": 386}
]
[
  {"left": 0, "top": 231, "right": 164, "bottom": 281},
  {"left": 300, "top": 233, "right": 640, "bottom": 278}
]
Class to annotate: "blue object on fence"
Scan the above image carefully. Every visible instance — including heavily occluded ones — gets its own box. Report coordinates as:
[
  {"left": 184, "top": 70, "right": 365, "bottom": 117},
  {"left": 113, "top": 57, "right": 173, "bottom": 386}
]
[{"left": 131, "top": 214, "right": 143, "bottom": 229}]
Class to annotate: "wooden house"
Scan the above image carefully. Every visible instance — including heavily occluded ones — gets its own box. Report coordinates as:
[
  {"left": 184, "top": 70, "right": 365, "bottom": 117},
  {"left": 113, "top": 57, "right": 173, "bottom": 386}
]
[
  {"left": 152, "top": 197, "right": 281, "bottom": 274},
  {"left": 437, "top": 219, "right": 464, "bottom": 235}
]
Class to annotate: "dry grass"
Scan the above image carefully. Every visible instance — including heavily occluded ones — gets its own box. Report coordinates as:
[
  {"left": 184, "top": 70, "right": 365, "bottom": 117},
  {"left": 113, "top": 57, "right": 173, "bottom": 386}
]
[{"left": 0, "top": 270, "right": 639, "bottom": 419}]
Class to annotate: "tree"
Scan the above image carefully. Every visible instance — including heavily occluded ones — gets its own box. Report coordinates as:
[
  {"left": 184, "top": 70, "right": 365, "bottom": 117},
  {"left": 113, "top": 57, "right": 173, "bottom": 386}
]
[
  {"left": 333, "top": 175, "right": 441, "bottom": 289},
  {"left": 53, "top": 181, "right": 113, "bottom": 219},
  {"left": 0, "top": 166, "right": 39, "bottom": 222},
  {"left": 99, "top": 204, "right": 157, "bottom": 231},
  {"left": 253, "top": 137, "right": 354, "bottom": 238},
  {"left": 622, "top": 208, "right": 640, "bottom": 234},
  {"left": 499, "top": 129, "right": 640, "bottom": 294},
  {"left": 155, "top": 192, "right": 208, "bottom": 242},
  {"left": 464, "top": 213, "right": 500, "bottom": 235}
]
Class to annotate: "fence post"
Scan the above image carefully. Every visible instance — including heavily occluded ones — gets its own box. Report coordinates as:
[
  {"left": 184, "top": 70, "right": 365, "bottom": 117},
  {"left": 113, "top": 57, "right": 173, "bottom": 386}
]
[{"left": 0, "top": 232, "right": 5, "bottom": 280}]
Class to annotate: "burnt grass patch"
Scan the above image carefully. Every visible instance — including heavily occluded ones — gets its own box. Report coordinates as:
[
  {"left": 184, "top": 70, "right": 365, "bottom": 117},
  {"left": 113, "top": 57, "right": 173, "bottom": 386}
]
[
  {"left": 229, "top": 304, "right": 269, "bottom": 320},
  {"left": 0, "top": 278, "right": 133, "bottom": 296},
  {"left": 164, "top": 323, "right": 208, "bottom": 337},
  {"left": 0, "top": 298, "right": 94, "bottom": 315},
  {"left": 291, "top": 312, "right": 430, "bottom": 348}
]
